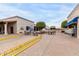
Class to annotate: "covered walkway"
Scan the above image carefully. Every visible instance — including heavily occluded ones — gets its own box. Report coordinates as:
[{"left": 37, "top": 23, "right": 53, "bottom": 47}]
[{"left": 66, "top": 17, "right": 79, "bottom": 37}]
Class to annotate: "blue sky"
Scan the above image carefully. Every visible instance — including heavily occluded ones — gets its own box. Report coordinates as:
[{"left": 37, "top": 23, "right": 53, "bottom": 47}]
[{"left": 0, "top": 3, "right": 77, "bottom": 28}]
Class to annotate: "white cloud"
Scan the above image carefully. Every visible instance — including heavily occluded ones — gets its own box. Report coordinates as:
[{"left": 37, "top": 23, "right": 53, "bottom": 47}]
[
  {"left": 0, "top": 4, "right": 76, "bottom": 28},
  {"left": 0, "top": 4, "right": 36, "bottom": 20}
]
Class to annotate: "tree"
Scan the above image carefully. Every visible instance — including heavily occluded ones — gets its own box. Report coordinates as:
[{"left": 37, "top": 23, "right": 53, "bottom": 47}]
[
  {"left": 61, "top": 20, "right": 67, "bottom": 28},
  {"left": 36, "top": 21, "right": 46, "bottom": 30}
]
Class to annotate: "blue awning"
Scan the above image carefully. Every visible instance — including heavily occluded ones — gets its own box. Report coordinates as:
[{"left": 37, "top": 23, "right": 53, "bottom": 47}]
[{"left": 66, "top": 17, "right": 79, "bottom": 26}]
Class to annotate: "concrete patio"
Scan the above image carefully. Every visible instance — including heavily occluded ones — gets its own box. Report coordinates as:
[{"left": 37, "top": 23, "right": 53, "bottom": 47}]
[
  {"left": 18, "top": 31, "right": 79, "bottom": 56},
  {"left": 0, "top": 30, "right": 79, "bottom": 56},
  {"left": 0, "top": 35, "right": 35, "bottom": 54}
]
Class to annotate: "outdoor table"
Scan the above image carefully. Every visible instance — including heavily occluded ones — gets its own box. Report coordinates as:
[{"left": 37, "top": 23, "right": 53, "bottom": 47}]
[
  {"left": 32, "top": 31, "right": 38, "bottom": 36},
  {"left": 24, "top": 31, "right": 31, "bottom": 35},
  {"left": 48, "top": 30, "right": 56, "bottom": 35}
]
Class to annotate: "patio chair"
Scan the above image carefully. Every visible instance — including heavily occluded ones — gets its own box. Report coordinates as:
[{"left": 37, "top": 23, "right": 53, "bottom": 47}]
[{"left": 32, "top": 31, "right": 38, "bottom": 36}]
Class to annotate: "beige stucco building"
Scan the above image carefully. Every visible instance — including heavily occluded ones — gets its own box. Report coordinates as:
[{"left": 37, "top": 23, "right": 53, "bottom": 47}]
[
  {"left": 67, "top": 4, "right": 79, "bottom": 22},
  {"left": 66, "top": 4, "right": 79, "bottom": 38},
  {"left": 0, "top": 16, "right": 34, "bottom": 35}
]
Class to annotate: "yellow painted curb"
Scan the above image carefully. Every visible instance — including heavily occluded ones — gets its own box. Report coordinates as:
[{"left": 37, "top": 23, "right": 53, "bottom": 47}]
[
  {"left": 0, "top": 35, "right": 42, "bottom": 56},
  {"left": 0, "top": 35, "right": 21, "bottom": 41}
]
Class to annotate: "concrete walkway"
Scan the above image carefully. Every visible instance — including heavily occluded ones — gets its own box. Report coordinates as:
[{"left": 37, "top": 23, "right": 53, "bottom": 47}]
[
  {"left": 18, "top": 31, "right": 79, "bottom": 56},
  {"left": 0, "top": 35, "right": 34, "bottom": 53}
]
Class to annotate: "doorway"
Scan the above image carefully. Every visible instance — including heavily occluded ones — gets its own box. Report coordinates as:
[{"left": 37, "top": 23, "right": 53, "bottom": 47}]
[
  {"left": 10, "top": 26, "right": 14, "bottom": 34},
  {"left": 0, "top": 26, "right": 4, "bottom": 34}
]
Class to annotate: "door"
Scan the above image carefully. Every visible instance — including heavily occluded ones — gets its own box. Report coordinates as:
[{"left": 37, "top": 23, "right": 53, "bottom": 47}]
[
  {"left": 10, "top": 26, "right": 14, "bottom": 34},
  {"left": 0, "top": 27, "right": 2, "bottom": 34},
  {"left": 0, "top": 26, "right": 4, "bottom": 34}
]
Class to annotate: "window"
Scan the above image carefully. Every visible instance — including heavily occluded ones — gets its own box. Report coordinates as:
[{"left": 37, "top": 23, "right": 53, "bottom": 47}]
[
  {"left": 26, "top": 26, "right": 30, "bottom": 30},
  {"left": 34, "top": 26, "right": 38, "bottom": 31},
  {"left": 0, "top": 27, "right": 1, "bottom": 33}
]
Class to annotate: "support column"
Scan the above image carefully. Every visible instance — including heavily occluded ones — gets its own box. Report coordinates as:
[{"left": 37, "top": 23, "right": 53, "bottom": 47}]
[
  {"left": 77, "top": 19, "right": 79, "bottom": 38},
  {"left": 4, "top": 22, "right": 8, "bottom": 35}
]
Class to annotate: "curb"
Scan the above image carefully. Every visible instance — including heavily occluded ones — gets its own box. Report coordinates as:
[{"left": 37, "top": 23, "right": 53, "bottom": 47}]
[{"left": 0, "top": 35, "right": 42, "bottom": 56}]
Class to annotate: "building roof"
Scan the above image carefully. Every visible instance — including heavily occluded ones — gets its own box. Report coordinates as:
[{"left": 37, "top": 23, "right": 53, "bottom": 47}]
[{"left": 0, "top": 16, "right": 34, "bottom": 23}]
